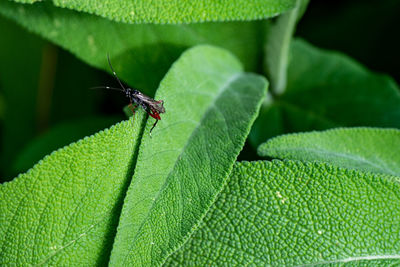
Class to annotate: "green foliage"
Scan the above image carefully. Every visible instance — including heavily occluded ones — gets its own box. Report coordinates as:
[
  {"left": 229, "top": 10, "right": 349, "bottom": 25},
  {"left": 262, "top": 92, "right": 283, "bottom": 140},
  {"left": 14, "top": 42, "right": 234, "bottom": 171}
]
[
  {"left": 1, "top": 0, "right": 400, "bottom": 265},
  {"left": 258, "top": 127, "right": 400, "bottom": 177},
  {"left": 250, "top": 39, "right": 400, "bottom": 147},
  {"left": 297, "top": 0, "right": 400, "bottom": 83},
  {"left": 0, "top": 45, "right": 267, "bottom": 265},
  {"left": 0, "top": 15, "right": 108, "bottom": 179},
  {"left": 0, "top": 1, "right": 265, "bottom": 93},
  {"left": 10, "top": 0, "right": 296, "bottom": 24},
  {"left": 109, "top": 45, "right": 267, "bottom": 266},
  {"left": 0, "top": 115, "right": 145, "bottom": 266},
  {"left": 167, "top": 160, "right": 400, "bottom": 266}
]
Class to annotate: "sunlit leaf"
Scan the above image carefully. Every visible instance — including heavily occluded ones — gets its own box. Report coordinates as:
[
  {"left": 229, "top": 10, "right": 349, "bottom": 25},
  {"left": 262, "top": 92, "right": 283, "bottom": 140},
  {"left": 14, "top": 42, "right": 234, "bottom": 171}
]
[
  {"left": 110, "top": 45, "right": 268, "bottom": 266},
  {"left": 167, "top": 160, "right": 400, "bottom": 265}
]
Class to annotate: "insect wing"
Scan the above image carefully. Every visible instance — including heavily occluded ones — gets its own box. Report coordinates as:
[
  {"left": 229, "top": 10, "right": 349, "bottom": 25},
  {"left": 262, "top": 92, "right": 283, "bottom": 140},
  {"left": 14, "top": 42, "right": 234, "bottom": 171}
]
[{"left": 135, "top": 92, "right": 165, "bottom": 113}]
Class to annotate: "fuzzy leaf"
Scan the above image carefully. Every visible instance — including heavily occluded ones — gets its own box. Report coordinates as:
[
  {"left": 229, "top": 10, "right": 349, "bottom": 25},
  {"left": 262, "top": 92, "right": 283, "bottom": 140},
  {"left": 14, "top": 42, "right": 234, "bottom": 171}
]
[
  {"left": 0, "top": 1, "right": 264, "bottom": 93},
  {"left": 10, "top": 0, "right": 296, "bottom": 24},
  {"left": 258, "top": 127, "right": 400, "bottom": 177},
  {"left": 167, "top": 160, "right": 400, "bottom": 266},
  {"left": 0, "top": 113, "right": 146, "bottom": 266},
  {"left": 250, "top": 39, "right": 400, "bottom": 148},
  {"left": 109, "top": 45, "right": 268, "bottom": 266}
]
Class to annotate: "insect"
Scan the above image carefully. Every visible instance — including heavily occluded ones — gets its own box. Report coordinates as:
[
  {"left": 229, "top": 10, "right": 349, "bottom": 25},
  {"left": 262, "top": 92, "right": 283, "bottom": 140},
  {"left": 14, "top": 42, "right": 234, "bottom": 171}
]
[{"left": 95, "top": 55, "right": 165, "bottom": 135}]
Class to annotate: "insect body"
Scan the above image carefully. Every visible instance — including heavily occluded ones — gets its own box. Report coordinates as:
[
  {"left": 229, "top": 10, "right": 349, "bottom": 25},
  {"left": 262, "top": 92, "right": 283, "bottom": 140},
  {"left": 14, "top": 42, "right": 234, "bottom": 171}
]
[
  {"left": 105, "top": 55, "right": 165, "bottom": 135},
  {"left": 125, "top": 89, "right": 165, "bottom": 133}
]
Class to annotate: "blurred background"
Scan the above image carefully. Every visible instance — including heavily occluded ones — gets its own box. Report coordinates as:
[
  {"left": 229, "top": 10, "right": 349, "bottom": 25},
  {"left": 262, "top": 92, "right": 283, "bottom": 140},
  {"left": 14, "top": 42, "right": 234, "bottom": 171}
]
[{"left": 1, "top": 0, "right": 399, "bottom": 181}]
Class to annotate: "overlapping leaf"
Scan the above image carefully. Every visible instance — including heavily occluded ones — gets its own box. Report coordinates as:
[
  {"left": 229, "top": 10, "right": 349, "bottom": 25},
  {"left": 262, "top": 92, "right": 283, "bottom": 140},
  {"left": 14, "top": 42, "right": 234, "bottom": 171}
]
[
  {"left": 0, "top": 45, "right": 267, "bottom": 266},
  {"left": 264, "top": 0, "right": 309, "bottom": 94},
  {"left": 167, "top": 160, "right": 400, "bottom": 266},
  {"left": 0, "top": 1, "right": 265, "bottom": 93},
  {"left": 250, "top": 39, "right": 400, "bottom": 148}
]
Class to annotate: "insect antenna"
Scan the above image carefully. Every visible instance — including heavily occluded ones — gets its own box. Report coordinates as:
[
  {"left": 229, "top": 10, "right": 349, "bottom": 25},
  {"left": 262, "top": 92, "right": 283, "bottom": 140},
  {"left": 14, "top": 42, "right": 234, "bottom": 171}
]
[
  {"left": 107, "top": 54, "right": 127, "bottom": 92},
  {"left": 90, "top": 86, "right": 124, "bottom": 92}
]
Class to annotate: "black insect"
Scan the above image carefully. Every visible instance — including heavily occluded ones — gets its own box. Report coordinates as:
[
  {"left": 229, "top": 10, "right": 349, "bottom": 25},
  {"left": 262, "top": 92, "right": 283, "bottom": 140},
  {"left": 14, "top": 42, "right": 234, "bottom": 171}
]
[{"left": 95, "top": 55, "right": 165, "bottom": 135}]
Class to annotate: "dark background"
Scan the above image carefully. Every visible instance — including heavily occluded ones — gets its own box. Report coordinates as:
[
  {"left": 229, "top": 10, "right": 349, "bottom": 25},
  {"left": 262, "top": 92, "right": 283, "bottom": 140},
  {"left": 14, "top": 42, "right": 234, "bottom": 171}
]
[{"left": 298, "top": 0, "right": 400, "bottom": 84}]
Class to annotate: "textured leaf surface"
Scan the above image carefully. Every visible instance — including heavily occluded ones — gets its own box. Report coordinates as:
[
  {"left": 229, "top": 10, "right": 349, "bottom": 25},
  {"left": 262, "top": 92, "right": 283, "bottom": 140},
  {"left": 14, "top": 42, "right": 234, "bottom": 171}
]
[
  {"left": 11, "top": 0, "right": 295, "bottom": 24},
  {"left": 250, "top": 39, "right": 400, "bottom": 148},
  {"left": 0, "top": 1, "right": 264, "bottom": 93},
  {"left": 109, "top": 45, "right": 267, "bottom": 266},
  {"left": 258, "top": 127, "right": 400, "bottom": 177},
  {"left": 166, "top": 160, "right": 400, "bottom": 266},
  {"left": 0, "top": 114, "right": 146, "bottom": 266}
]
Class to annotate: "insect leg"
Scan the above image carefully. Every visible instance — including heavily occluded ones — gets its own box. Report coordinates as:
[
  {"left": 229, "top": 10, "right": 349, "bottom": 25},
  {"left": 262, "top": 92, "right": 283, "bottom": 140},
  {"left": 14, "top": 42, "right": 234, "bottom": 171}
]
[
  {"left": 128, "top": 103, "right": 138, "bottom": 126},
  {"left": 129, "top": 103, "right": 138, "bottom": 115},
  {"left": 149, "top": 119, "right": 159, "bottom": 137},
  {"left": 148, "top": 109, "right": 161, "bottom": 120},
  {"left": 146, "top": 108, "right": 161, "bottom": 137}
]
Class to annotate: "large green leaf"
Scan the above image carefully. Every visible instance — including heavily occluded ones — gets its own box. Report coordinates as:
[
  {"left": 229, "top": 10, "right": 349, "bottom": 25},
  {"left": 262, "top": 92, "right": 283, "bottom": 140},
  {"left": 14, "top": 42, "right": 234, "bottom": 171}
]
[
  {"left": 167, "top": 160, "right": 400, "bottom": 266},
  {"left": 0, "top": 114, "right": 146, "bottom": 266},
  {"left": 11, "top": 0, "right": 296, "bottom": 24},
  {"left": 258, "top": 127, "right": 400, "bottom": 177},
  {"left": 109, "top": 45, "right": 267, "bottom": 266},
  {"left": 0, "top": 1, "right": 265, "bottom": 93},
  {"left": 250, "top": 39, "right": 400, "bottom": 148}
]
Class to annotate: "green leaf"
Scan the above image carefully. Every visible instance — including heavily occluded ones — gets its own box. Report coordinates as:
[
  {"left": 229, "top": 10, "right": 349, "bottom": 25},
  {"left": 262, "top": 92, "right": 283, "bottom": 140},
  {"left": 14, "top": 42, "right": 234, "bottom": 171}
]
[
  {"left": 250, "top": 39, "right": 400, "bottom": 148},
  {"left": 11, "top": 0, "right": 296, "bottom": 24},
  {"left": 264, "top": 0, "right": 308, "bottom": 94},
  {"left": 166, "top": 160, "right": 400, "bottom": 266},
  {"left": 0, "top": 1, "right": 265, "bottom": 93},
  {"left": 0, "top": 45, "right": 267, "bottom": 265},
  {"left": 258, "top": 127, "right": 400, "bottom": 177},
  {"left": 12, "top": 116, "right": 121, "bottom": 175},
  {"left": 0, "top": 114, "right": 146, "bottom": 266},
  {"left": 109, "top": 45, "right": 268, "bottom": 266}
]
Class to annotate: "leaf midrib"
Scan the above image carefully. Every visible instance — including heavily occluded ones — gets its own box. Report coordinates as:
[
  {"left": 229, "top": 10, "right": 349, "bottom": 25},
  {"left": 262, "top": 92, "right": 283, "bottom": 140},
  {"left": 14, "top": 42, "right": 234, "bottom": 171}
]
[{"left": 118, "top": 72, "right": 243, "bottom": 266}]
